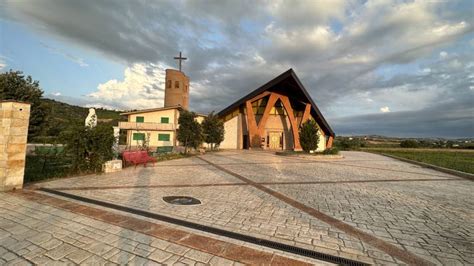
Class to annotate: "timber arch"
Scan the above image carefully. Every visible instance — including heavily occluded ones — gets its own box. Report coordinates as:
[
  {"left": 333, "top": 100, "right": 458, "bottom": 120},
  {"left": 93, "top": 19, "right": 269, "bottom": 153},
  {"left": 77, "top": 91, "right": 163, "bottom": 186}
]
[{"left": 218, "top": 69, "right": 335, "bottom": 151}]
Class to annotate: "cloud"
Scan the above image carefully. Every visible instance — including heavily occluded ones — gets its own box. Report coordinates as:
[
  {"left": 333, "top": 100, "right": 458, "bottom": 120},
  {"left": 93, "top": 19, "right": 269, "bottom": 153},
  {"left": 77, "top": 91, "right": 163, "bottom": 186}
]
[
  {"left": 380, "top": 106, "right": 390, "bottom": 113},
  {"left": 40, "top": 42, "right": 89, "bottom": 67},
  {"left": 2, "top": 0, "right": 474, "bottom": 137},
  {"left": 87, "top": 63, "right": 167, "bottom": 110},
  {"left": 51, "top": 92, "right": 61, "bottom": 96}
]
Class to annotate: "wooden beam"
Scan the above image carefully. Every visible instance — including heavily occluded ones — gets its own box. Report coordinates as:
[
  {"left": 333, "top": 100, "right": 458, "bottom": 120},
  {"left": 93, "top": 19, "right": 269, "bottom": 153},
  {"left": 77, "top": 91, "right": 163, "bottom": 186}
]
[
  {"left": 300, "top": 103, "right": 312, "bottom": 126},
  {"left": 256, "top": 93, "right": 279, "bottom": 136},
  {"left": 279, "top": 95, "right": 302, "bottom": 151},
  {"left": 245, "top": 100, "right": 259, "bottom": 148},
  {"left": 248, "top": 91, "right": 271, "bottom": 104},
  {"left": 327, "top": 136, "right": 334, "bottom": 148}
]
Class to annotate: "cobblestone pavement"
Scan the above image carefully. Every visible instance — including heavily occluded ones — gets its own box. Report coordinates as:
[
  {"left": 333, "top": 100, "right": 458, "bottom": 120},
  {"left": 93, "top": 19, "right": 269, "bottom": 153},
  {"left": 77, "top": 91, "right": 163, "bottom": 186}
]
[
  {"left": 0, "top": 193, "right": 249, "bottom": 265},
  {"left": 3, "top": 150, "right": 472, "bottom": 265}
]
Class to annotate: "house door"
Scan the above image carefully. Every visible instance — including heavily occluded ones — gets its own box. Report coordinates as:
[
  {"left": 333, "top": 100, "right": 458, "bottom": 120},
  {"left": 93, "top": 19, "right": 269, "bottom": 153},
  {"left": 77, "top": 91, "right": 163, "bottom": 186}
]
[{"left": 268, "top": 132, "right": 282, "bottom": 150}]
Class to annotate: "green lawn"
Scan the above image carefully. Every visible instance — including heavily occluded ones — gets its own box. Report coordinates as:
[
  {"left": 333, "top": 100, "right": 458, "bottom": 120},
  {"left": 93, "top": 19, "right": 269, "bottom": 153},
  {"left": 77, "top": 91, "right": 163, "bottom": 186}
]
[{"left": 365, "top": 148, "right": 474, "bottom": 174}]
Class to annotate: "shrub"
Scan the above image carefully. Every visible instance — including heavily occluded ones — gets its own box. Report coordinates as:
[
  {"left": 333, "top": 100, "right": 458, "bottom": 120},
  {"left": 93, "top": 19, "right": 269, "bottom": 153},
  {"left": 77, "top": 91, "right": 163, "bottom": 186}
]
[
  {"left": 400, "top": 139, "right": 419, "bottom": 148},
  {"left": 299, "top": 119, "right": 320, "bottom": 152},
  {"left": 323, "top": 147, "right": 339, "bottom": 155},
  {"left": 335, "top": 138, "right": 366, "bottom": 150},
  {"left": 60, "top": 123, "right": 114, "bottom": 173}
]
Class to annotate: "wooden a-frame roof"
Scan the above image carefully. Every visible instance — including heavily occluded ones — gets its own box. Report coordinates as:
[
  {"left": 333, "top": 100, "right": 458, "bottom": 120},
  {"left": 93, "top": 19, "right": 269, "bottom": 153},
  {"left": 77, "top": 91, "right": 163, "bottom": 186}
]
[{"left": 217, "top": 69, "right": 335, "bottom": 137}]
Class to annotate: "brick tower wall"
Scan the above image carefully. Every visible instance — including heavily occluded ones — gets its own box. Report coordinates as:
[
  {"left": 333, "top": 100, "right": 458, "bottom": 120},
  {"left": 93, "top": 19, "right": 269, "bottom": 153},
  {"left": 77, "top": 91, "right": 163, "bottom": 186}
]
[{"left": 164, "top": 69, "right": 190, "bottom": 110}]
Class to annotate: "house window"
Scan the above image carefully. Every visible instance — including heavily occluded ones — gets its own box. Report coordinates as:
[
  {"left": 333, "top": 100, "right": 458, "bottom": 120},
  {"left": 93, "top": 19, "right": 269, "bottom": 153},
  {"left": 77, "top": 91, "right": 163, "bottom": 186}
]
[
  {"left": 136, "top": 116, "right": 144, "bottom": 123},
  {"left": 133, "top": 133, "right": 145, "bottom": 141},
  {"left": 158, "top": 134, "right": 170, "bottom": 141},
  {"left": 167, "top": 80, "right": 171, "bottom": 88},
  {"left": 161, "top": 117, "right": 169, "bottom": 124},
  {"left": 175, "top": 81, "right": 179, "bottom": 88}
]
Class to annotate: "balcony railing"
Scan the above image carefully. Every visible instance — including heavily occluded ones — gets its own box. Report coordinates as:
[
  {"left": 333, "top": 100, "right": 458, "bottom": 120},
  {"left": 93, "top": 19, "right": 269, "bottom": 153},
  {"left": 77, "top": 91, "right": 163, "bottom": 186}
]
[{"left": 118, "top": 121, "right": 175, "bottom": 131}]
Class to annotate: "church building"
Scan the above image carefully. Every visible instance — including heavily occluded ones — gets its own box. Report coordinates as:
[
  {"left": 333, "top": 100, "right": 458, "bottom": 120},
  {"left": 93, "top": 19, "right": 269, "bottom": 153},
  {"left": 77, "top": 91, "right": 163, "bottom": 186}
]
[
  {"left": 119, "top": 53, "right": 334, "bottom": 152},
  {"left": 218, "top": 69, "right": 334, "bottom": 151}
]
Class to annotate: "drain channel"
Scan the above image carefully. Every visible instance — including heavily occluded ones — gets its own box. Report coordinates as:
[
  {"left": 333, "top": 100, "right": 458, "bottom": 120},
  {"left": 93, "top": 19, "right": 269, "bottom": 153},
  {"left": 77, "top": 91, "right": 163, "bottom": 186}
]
[{"left": 39, "top": 187, "right": 368, "bottom": 266}]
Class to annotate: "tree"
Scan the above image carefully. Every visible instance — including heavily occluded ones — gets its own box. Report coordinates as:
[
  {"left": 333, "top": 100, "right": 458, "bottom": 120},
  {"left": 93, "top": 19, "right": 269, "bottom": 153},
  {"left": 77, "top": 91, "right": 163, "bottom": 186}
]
[
  {"left": 60, "top": 122, "right": 115, "bottom": 173},
  {"left": 299, "top": 119, "right": 320, "bottom": 152},
  {"left": 202, "top": 112, "right": 224, "bottom": 150},
  {"left": 177, "top": 110, "right": 202, "bottom": 154},
  {"left": 0, "top": 70, "right": 47, "bottom": 140}
]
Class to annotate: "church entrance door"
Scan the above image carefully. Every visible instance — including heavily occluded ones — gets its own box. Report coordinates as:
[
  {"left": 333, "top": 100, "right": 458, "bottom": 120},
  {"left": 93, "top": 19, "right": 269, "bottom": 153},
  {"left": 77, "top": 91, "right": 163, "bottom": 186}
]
[{"left": 268, "top": 132, "right": 282, "bottom": 150}]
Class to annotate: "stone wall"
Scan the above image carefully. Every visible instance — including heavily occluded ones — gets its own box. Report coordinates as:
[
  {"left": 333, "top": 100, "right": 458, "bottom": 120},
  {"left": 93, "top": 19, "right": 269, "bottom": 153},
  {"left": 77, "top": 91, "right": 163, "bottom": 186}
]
[{"left": 0, "top": 101, "right": 31, "bottom": 191}]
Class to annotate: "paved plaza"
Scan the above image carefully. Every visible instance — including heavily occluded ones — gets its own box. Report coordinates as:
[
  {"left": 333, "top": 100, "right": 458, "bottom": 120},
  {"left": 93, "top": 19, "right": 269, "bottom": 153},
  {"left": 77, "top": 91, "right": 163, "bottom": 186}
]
[{"left": 1, "top": 151, "right": 473, "bottom": 265}]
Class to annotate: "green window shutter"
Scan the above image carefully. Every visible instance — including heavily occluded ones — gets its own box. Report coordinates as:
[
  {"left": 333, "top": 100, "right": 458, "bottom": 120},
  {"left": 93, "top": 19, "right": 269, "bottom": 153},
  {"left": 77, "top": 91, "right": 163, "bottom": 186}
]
[
  {"left": 136, "top": 116, "right": 144, "bottom": 123},
  {"left": 161, "top": 117, "right": 169, "bottom": 123},
  {"left": 133, "top": 133, "right": 145, "bottom": 141},
  {"left": 158, "top": 134, "right": 170, "bottom": 141}
]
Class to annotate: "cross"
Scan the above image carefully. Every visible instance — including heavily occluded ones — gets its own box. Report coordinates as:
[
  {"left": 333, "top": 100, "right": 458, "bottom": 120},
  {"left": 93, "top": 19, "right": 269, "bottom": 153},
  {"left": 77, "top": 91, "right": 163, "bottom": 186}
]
[{"left": 173, "top": 51, "right": 187, "bottom": 72}]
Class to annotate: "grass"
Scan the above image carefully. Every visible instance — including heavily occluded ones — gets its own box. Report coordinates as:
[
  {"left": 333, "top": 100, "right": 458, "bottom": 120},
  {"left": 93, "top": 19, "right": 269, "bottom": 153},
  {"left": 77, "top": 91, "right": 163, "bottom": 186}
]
[{"left": 365, "top": 148, "right": 474, "bottom": 174}]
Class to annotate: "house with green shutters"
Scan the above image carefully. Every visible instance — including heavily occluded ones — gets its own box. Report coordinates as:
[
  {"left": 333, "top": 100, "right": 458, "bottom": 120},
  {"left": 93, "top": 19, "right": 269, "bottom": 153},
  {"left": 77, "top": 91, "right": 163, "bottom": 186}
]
[{"left": 119, "top": 105, "right": 205, "bottom": 149}]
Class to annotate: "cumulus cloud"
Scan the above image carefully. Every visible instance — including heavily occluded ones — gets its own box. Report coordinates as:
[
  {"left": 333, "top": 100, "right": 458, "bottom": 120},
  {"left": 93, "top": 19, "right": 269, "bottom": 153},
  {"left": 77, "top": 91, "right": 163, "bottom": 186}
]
[
  {"left": 380, "top": 106, "right": 390, "bottom": 113},
  {"left": 87, "top": 63, "right": 167, "bottom": 110},
  {"left": 2, "top": 0, "right": 474, "bottom": 137}
]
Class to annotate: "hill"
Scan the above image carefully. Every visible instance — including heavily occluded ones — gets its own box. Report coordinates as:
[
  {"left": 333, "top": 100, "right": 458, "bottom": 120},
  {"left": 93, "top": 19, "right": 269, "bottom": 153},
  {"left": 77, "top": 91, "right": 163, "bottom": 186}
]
[{"left": 32, "top": 98, "right": 126, "bottom": 143}]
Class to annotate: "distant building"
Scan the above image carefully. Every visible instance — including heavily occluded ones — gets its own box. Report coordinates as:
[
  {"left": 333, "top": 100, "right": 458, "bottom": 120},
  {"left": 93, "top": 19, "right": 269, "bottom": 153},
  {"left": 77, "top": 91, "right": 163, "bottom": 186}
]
[
  {"left": 217, "top": 69, "right": 335, "bottom": 151},
  {"left": 119, "top": 106, "right": 205, "bottom": 149}
]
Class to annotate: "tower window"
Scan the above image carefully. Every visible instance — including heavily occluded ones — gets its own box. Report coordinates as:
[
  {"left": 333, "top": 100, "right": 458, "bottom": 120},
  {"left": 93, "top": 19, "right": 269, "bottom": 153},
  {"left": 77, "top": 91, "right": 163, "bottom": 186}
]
[
  {"left": 167, "top": 80, "right": 171, "bottom": 88},
  {"left": 185, "top": 85, "right": 188, "bottom": 92},
  {"left": 175, "top": 81, "right": 179, "bottom": 88}
]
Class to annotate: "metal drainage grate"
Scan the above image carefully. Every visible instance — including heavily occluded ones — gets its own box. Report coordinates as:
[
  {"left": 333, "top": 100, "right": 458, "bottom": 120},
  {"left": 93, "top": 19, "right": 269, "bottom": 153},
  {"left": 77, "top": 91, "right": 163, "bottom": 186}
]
[
  {"left": 163, "top": 196, "right": 201, "bottom": 205},
  {"left": 39, "top": 188, "right": 368, "bottom": 266}
]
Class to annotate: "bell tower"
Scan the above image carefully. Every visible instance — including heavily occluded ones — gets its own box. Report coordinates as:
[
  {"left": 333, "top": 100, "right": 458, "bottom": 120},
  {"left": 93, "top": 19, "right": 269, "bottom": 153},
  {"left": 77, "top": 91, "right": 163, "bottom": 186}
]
[{"left": 164, "top": 52, "right": 190, "bottom": 109}]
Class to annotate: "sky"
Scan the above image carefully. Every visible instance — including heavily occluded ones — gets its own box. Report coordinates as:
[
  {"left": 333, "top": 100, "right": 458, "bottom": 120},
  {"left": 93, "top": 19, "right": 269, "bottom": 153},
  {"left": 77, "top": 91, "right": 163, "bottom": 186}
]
[{"left": 0, "top": 0, "right": 473, "bottom": 138}]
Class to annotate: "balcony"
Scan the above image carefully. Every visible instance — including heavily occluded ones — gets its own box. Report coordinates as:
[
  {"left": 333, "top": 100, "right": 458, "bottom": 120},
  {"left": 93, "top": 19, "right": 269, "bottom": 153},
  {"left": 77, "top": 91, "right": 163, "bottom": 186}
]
[{"left": 118, "top": 121, "right": 175, "bottom": 131}]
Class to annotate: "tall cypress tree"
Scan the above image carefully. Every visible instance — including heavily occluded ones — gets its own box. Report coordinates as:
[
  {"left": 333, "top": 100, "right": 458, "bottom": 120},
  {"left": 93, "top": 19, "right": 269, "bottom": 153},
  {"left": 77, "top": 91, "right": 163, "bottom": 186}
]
[{"left": 299, "top": 119, "right": 320, "bottom": 152}]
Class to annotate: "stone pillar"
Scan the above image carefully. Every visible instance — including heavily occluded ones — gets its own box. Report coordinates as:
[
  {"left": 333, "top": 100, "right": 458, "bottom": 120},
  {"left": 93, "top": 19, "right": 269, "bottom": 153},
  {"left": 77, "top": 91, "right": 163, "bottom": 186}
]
[{"left": 0, "top": 101, "right": 31, "bottom": 191}]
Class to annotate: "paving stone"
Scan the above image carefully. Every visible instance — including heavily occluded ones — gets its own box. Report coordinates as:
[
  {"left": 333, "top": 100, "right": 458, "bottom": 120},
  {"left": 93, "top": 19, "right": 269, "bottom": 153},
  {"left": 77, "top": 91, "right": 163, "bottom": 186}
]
[
  {"left": 45, "top": 243, "right": 78, "bottom": 260},
  {"left": 66, "top": 248, "right": 93, "bottom": 264},
  {"left": 2, "top": 252, "right": 17, "bottom": 261},
  {"left": 108, "top": 250, "right": 135, "bottom": 264},
  {"left": 6, "top": 257, "right": 33, "bottom": 266},
  {"left": 184, "top": 249, "right": 214, "bottom": 263},
  {"left": 148, "top": 249, "right": 174, "bottom": 262},
  {"left": 39, "top": 238, "right": 62, "bottom": 250},
  {"left": 87, "top": 242, "right": 114, "bottom": 256},
  {"left": 165, "top": 243, "right": 190, "bottom": 255},
  {"left": 80, "top": 254, "right": 109, "bottom": 265},
  {"left": 27, "top": 232, "right": 52, "bottom": 245},
  {"left": 209, "top": 255, "right": 235, "bottom": 266}
]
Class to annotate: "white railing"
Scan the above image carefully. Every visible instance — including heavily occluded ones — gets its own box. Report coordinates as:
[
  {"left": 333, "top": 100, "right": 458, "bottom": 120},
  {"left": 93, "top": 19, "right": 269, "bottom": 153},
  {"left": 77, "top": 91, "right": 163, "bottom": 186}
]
[{"left": 118, "top": 121, "right": 175, "bottom": 131}]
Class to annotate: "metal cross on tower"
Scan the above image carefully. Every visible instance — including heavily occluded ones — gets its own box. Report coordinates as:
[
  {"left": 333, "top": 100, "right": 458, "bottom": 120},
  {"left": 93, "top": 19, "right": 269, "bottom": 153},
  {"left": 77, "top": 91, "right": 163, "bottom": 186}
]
[{"left": 173, "top": 51, "right": 187, "bottom": 72}]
